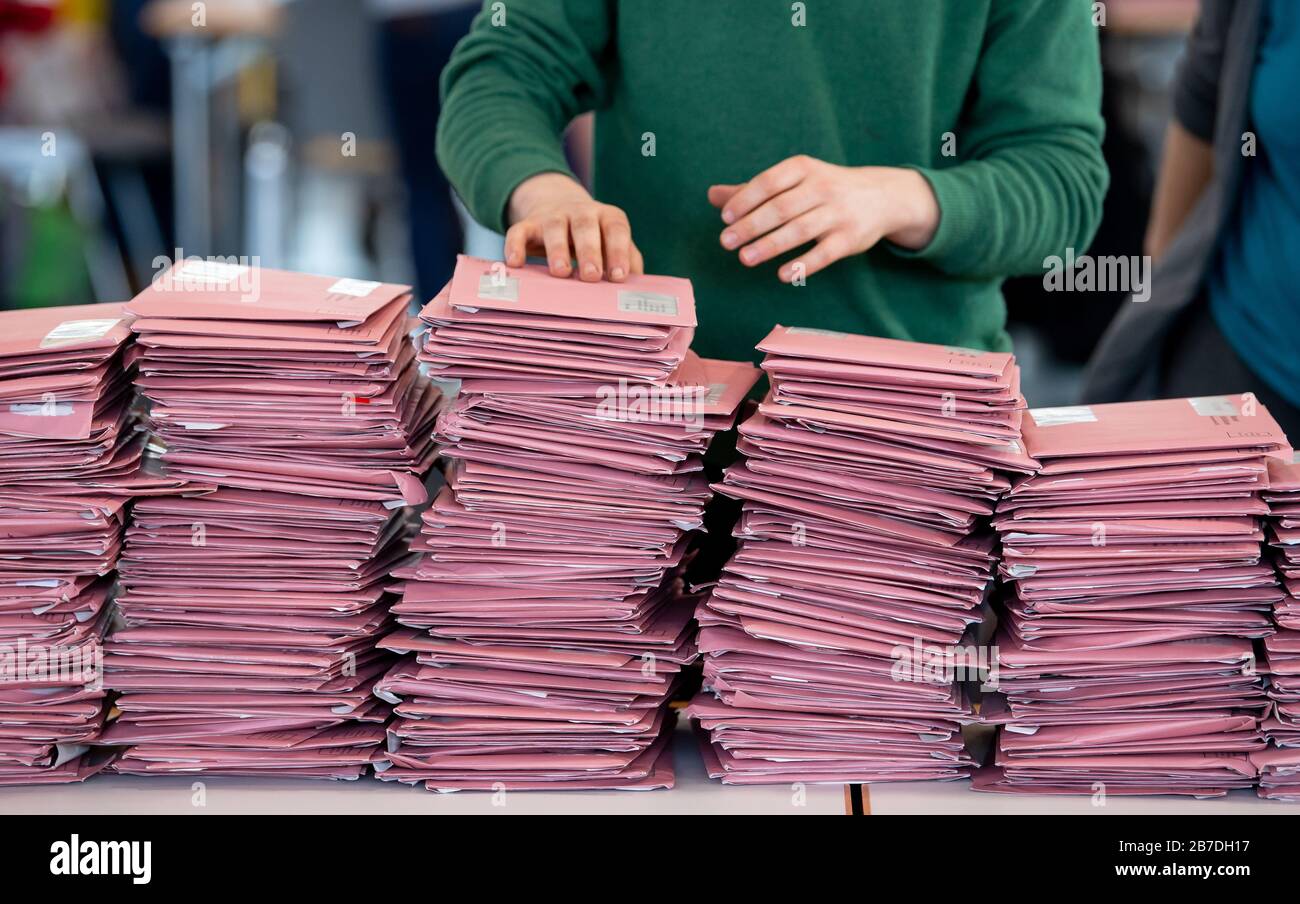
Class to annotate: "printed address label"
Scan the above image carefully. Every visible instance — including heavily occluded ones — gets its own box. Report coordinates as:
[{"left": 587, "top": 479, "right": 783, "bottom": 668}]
[{"left": 40, "top": 318, "right": 122, "bottom": 349}]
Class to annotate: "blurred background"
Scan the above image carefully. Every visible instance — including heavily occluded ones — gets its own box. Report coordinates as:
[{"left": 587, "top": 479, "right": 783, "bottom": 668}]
[{"left": 0, "top": 0, "right": 1198, "bottom": 405}]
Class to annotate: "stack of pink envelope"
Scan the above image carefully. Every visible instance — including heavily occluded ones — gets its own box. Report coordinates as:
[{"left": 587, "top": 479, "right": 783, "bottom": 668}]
[
  {"left": 977, "top": 641, "right": 1268, "bottom": 797},
  {"left": 97, "top": 264, "right": 440, "bottom": 778},
  {"left": 975, "top": 396, "right": 1291, "bottom": 797},
  {"left": 1251, "top": 747, "right": 1300, "bottom": 801},
  {"left": 1263, "top": 454, "right": 1300, "bottom": 632},
  {"left": 372, "top": 255, "right": 758, "bottom": 791},
  {"left": 1259, "top": 631, "right": 1300, "bottom": 750},
  {"left": 688, "top": 325, "right": 1036, "bottom": 784},
  {"left": 1251, "top": 451, "right": 1300, "bottom": 784},
  {"left": 0, "top": 303, "right": 155, "bottom": 784}
]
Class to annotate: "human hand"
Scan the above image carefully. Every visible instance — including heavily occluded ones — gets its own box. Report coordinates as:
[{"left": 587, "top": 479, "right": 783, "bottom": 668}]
[
  {"left": 708, "top": 157, "right": 940, "bottom": 282},
  {"left": 505, "top": 172, "right": 643, "bottom": 282}
]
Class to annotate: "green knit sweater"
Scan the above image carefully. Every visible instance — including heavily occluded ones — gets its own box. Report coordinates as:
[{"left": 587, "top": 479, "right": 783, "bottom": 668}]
[{"left": 436, "top": 0, "right": 1108, "bottom": 362}]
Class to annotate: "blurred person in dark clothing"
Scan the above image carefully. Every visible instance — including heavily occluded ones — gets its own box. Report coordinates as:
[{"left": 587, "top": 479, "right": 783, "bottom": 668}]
[
  {"left": 1085, "top": 0, "right": 1300, "bottom": 439},
  {"left": 107, "top": 0, "right": 169, "bottom": 111},
  {"left": 370, "top": 0, "right": 478, "bottom": 304}
]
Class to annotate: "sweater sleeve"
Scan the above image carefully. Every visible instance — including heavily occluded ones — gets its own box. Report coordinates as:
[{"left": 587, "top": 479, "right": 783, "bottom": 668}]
[
  {"left": 435, "top": 0, "right": 615, "bottom": 234},
  {"left": 1171, "top": 0, "right": 1234, "bottom": 142},
  {"left": 891, "top": 0, "right": 1108, "bottom": 279}
]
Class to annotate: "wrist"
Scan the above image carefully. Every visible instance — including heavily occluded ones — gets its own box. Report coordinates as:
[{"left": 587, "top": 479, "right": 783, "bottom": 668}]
[
  {"left": 507, "top": 171, "right": 590, "bottom": 225},
  {"left": 881, "top": 168, "right": 940, "bottom": 251}
]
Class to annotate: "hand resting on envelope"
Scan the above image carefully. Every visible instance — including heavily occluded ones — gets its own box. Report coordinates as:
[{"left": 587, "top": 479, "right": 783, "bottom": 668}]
[{"left": 506, "top": 172, "right": 644, "bottom": 283}]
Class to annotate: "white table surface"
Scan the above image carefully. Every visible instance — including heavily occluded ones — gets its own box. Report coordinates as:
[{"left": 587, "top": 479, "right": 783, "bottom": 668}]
[{"left": 864, "top": 781, "right": 1300, "bottom": 815}]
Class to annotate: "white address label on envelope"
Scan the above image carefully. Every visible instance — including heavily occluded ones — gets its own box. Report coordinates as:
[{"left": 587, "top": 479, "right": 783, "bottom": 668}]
[
  {"left": 617, "top": 291, "right": 678, "bottom": 317},
  {"left": 174, "top": 259, "right": 247, "bottom": 285},
  {"left": 40, "top": 318, "right": 122, "bottom": 349},
  {"left": 328, "top": 278, "right": 382, "bottom": 298},
  {"left": 786, "top": 326, "right": 852, "bottom": 338},
  {"left": 477, "top": 274, "right": 519, "bottom": 302},
  {"left": 1029, "top": 406, "right": 1097, "bottom": 427},
  {"left": 1187, "top": 396, "right": 1239, "bottom": 417}
]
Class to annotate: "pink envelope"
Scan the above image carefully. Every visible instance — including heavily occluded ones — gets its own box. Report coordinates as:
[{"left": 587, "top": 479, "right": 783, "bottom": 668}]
[
  {"left": 756, "top": 323, "right": 1013, "bottom": 378},
  {"left": 126, "top": 262, "right": 410, "bottom": 323},
  {"left": 1022, "top": 396, "right": 1291, "bottom": 461},
  {"left": 446, "top": 254, "right": 696, "bottom": 328},
  {"left": 0, "top": 302, "right": 132, "bottom": 361}
]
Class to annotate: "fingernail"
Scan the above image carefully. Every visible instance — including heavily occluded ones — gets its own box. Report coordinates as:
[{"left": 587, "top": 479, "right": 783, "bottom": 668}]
[
  {"left": 552, "top": 259, "right": 568, "bottom": 272},
  {"left": 740, "top": 247, "right": 757, "bottom": 264},
  {"left": 611, "top": 267, "right": 625, "bottom": 280},
  {"left": 582, "top": 262, "right": 599, "bottom": 278},
  {"left": 722, "top": 210, "right": 735, "bottom": 224},
  {"left": 721, "top": 231, "right": 738, "bottom": 249}
]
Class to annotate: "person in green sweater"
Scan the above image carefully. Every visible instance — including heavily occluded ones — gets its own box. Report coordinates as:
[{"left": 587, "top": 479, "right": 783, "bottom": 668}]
[{"left": 436, "top": 0, "right": 1108, "bottom": 362}]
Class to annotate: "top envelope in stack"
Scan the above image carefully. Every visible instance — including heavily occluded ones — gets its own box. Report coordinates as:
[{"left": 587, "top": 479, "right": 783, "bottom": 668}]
[
  {"left": 374, "top": 255, "right": 759, "bottom": 791},
  {"left": 418, "top": 255, "right": 696, "bottom": 386},
  {"left": 0, "top": 304, "right": 142, "bottom": 784},
  {"left": 975, "top": 396, "right": 1290, "bottom": 797},
  {"left": 100, "top": 263, "right": 440, "bottom": 778},
  {"left": 689, "top": 325, "right": 1036, "bottom": 784}
]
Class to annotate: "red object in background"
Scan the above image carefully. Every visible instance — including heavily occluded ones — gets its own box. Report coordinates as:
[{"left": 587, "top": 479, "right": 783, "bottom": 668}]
[{"left": 0, "top": 1, "right": 56, "bottom": 99}]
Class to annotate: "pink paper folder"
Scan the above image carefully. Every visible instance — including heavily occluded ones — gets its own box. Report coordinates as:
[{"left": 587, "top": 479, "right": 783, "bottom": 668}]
[
  {"left": 0, "top": 303, "right": 169, "bottom": 784},
  {"left": 372, "top": 258, "right": 756, "bottom": 791},
  {"left": 975, "top": 396, "right": 1291, "bottom": 798},
  {"left": 97, "top": 266, "right": 441, "bottom": 778},
  {"left": 688, "top": 325, "right": 1032, "bottom": 784}
]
